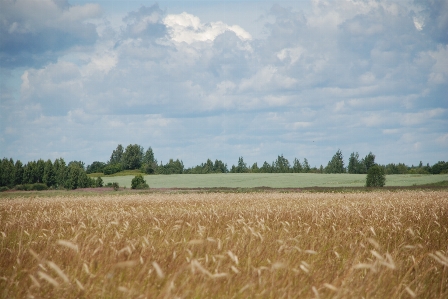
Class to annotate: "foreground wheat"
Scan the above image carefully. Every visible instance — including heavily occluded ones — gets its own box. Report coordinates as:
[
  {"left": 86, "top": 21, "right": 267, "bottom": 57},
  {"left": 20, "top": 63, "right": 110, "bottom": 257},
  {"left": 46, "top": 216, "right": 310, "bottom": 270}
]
[{"left": 1, "top": 191, "right": 447, "bottom": 298}]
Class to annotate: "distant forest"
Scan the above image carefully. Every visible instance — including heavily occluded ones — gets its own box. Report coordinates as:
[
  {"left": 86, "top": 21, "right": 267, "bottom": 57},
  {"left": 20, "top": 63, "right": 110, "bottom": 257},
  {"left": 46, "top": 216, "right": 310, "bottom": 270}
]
[{"left": 1, "top": 143, "right": 447, "bottom": 190}]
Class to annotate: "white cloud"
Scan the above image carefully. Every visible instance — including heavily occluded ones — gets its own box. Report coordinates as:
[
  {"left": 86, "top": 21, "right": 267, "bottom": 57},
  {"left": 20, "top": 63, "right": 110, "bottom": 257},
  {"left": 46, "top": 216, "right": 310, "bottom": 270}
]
[
  {"left": 163, "top": 12, "right": 251, "bottom": 44},
  {"left": 413, "top": 16, "right": 424, "bottom": 31}
]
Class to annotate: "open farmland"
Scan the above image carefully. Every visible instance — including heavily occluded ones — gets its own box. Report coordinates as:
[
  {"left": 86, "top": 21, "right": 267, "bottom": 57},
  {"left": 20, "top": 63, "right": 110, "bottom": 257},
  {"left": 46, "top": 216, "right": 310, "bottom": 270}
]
[
  {"left": 1, "top": 191, "right": 447, "bottom": 298},
  {"left": 102, "top": 173, "right": 448, "bottom": 189}
]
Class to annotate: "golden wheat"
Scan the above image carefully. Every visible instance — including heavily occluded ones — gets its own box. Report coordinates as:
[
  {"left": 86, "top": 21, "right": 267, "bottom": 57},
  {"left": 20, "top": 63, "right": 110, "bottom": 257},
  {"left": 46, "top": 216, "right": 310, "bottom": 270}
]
[{"left": 0, "top": 191, "right": 447, "bottom": 298}]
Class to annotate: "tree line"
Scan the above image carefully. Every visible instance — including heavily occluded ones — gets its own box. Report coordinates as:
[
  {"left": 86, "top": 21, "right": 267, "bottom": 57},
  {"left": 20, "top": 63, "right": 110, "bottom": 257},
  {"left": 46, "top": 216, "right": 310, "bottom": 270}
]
[
  {"left": 0, "top": 158, "right": 103, "bottom": 191},
  {"left": 87, "top": 144, "right": 448, "bottom": 175},
  {"left": 1, "top": 144, "right": 447, "bottom": 190}
]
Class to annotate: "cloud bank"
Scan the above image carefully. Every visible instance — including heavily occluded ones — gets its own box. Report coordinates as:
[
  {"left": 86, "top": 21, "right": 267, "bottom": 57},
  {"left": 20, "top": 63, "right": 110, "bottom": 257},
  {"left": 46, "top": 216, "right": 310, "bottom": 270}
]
[{"left": 1, "top": 0, "right": 447, "bottom": 167}]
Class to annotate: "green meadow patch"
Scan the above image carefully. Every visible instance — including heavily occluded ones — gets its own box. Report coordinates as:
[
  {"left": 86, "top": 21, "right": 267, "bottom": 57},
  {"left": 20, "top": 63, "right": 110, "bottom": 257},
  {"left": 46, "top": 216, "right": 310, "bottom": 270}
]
[{"left": 101, "top": 173, "right": 448, "bottom": 189}]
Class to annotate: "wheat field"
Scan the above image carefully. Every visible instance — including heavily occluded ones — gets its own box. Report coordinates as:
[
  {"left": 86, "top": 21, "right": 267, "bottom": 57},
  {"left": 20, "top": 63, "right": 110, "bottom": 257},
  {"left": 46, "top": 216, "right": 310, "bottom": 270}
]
[{"left": 1, "top": 191, "right": 447, "bottom": 298}]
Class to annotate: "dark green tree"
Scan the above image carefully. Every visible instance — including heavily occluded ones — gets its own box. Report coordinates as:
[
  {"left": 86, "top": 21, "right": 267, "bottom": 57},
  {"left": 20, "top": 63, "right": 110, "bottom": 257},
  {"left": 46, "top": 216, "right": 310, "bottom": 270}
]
[
  {"left": 131, "top": 174, "right": 149, "bottom": 189},
  {"left": 26, "top": 161, "right": 38, "bottom": 183},
  {"left": 65, "top": 164, "right": 80, "bottom": 189},
  {"left": 22, "top": 163, "right": 32, "bottom": 184},
  {"left": 302, "top": 158, "right": 311, "bottom": 173},
  {"left": 431, "top": 161, "right": 448, "bottom": 174},
  {"left": 204, "top": 159, "right": 214, "bottom": 173},
  {"left": 251, "top": 162, "right": 259, "bottom": 173},
  {"left": 14, "top": 160, "right": 24, "bottom": 186},
  {"left": 363, "top": 152, "right": 376, "bottom": 172},
  {"left": 109, "top": 144, "right": 124, "bottom": 165},
  {"left": 141, "top": 147, "right": 158, "bottom": 174},
  {"left": 157, "top": 159, "right": 184, "bottom": 174},
  {"left": 326, "top": 150, "right": 345, "bottom": 173},
  {"left": 122, "top": 144, "right": 144, "bottom": 170},
  {"left": 43, "top": 159, "right": 56, "bottom": 188},
  {"left": 348, "top": 152, "right": 366, "bottom": 174},
  {"left": 231, "top": 157, "right": 248, "bottom": 173},
  {"left": 86, "top": 161, "right": 106, "bottom": 174},
  {"left": 259, "top": 161, "right": 272, "bottom": 173},
  {"left": 68, "top": 161, "right": 85, "bottom": 170},
  {"left": 274, "top": 155, "right": 291, "bottom": 173},
  {"left": 35, "top": 159, "right": 45, "bottom": 183},
  {"left": 292, "top": 158, "right": 303, "bottom": 173},
  {"left": 54, "top": 158, "right": 67, "bottom": 188},
  {"left": 95, "top": 177, "right": 104, "bottom": 187},
  {"left": 213, "top": 159, "right": 228, "bottom": 173},
  {"left": 103, "top": 164, "right": 122, "bottom": 175},
  {"left": 0, "top": 158, "right": 15, "bottom": 187},
  {"left": 366, "top": 165, "right": 386, "bottom": 187}
]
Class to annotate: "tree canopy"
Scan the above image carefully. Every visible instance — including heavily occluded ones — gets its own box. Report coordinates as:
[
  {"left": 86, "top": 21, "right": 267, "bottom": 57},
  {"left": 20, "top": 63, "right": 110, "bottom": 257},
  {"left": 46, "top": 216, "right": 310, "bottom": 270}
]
[{"left": 325, "top": 149, "right": 345, "bottom": 173}]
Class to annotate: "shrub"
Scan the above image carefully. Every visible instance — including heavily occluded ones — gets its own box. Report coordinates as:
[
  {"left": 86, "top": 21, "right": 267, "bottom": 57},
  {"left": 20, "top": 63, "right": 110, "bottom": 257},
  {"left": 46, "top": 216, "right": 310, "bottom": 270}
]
[
  {"left": 112, "top": 182, "right": 119, "bottom": 191},
  {"left": 31, "top": 183, "right": 48, "bottom": 191},
  {"left": 96, "top": 177, "right": 104, "bottom": 187},
  {"left": 366, "top": 165, "right": 386, "bottom": 187},
  {"left": 131, "top": 174, "right": 149, "bottom": 189},
  {"left": 15, "top": 184, "right": 49, "bottom": 191},
  {"left": 15, "top": 184, "right": 30, "bottom": 191},
  {"left": 0, "top": 186, "right": 9, "bottom": 192},
  {"left": 103, "top": 164, "right": 122, "bottom": 175}
]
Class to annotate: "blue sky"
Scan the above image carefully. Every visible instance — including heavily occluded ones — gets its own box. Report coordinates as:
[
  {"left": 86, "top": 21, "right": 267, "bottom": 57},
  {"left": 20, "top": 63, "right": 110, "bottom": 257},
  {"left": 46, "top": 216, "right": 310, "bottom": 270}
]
[{"left": 0, "top": 0, "right": 447, "bottom": 168}]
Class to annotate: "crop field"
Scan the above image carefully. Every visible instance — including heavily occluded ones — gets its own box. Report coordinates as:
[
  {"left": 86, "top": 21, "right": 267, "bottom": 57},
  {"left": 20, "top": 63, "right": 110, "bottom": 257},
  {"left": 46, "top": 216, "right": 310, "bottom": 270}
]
[
  {"left": 102, "top": 173, "right": 448, "bottom": 189},
  {"left": 1, "top": 191, "right": 447, "bottom": 298}
]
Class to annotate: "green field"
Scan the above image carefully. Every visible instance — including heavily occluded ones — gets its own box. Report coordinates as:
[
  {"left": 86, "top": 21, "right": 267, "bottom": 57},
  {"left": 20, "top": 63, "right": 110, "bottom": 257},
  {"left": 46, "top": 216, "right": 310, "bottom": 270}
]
[{"left": 102, "top": 173, "right": 448, "bottom": 189}]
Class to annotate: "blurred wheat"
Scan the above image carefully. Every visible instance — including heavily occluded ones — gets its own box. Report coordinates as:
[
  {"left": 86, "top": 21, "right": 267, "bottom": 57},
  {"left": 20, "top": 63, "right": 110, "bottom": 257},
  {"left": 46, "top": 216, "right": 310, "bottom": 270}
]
[{"left": 0, "top": 191, "right": 447, "bottom": 298}]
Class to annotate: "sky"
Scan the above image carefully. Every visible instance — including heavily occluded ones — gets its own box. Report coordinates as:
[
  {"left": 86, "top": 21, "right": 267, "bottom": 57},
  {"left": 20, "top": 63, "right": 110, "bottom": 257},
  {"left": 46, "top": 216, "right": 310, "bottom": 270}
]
[{"left": 0, "top": 0, "right": 447, "bottom": 168}]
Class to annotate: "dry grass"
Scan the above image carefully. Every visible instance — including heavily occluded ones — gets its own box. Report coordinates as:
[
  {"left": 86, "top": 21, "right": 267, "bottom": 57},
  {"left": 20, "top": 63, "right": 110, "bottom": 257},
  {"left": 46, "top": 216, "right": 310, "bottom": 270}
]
[{"left": 1, "top": 191, "right": 447, "bottom": 298}]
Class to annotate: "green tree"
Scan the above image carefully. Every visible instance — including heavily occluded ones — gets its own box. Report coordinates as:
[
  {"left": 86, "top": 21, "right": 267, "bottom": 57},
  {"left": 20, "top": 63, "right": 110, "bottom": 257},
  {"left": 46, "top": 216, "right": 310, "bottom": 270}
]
[
  {"left": 292, "top": 158, "right": 303, "bottom": 173},
  {"left": 122, "top": 144, "right": 144, "bottom": 170},
  {"left": 348, "top": 152, "right": 366, "bottom": 174},
  {"left": 68, "top": 161, "right": 85, "bottom": 170},
  {"left": 95, "top": 177, "right": 104, "bottom": 187},
  {"left": 26, "top": 161, "right": 37, "bottom": 183},
  {"left": 43, "top": 159, "right": 56, "bottom": 188},
  {"left": 0, "top": 158, "right": 15, "bottom": 187},
  {"left": 363, "top": 152, "right": 376, "bottom": 172},
  {"left": 251, "top": 162, "right": 259, "bottom": 173},
  {"left": 366, "top": 165, "right": 386, "bottom": 187},
  {"left": 22, "top": 163, "right": 32, "bottom": 184},
  {"left": 231, "top": 157, "right": 248, "bottom": 173},
  {"left": 213, "top": 159, "right": 228, "bottom": 173},
  {"left": 14, "top": 160, "right": 24, "bottom": 186},
  {"left": 65, "top": 164, "right": 80, "bottom": 189},
  {"left": 326, "top": 150, "right": 345, "bottom": 173},
  {"left": 302, "top": 158, "right": 311, "bottom": 173},
  {"left": 204, "top": 159, "right": 214, "bottom": 173},
  {"left": 274, "top": 155, "right": 291, "bottom": 173},
  {"left": 109, "top": 144, "right": 124, "bottom": 165},
  {"left": 259, "top": 161, "right": 272, "bottom": 173},
  {"left": 35, "top": 159, "right": 45, "bottom": 183},
  {"left": 141, "top": 147, "right": 158, "bottom": 174},
  {"left": 431, "top": 161, "right": 448, "bottom": 174},
  {"left": 54, "top": 158, "right": 67, "bottom": 188},
  {"left": 86, "top": 161, "right": 106, "bottom": 174},
  {"left": 157, "top": 159, "right": 184, "bottom": 174},
  {"left": 103, "top": 164, "right": 122, "bottom": 175},
  {"left": 131, "top": 174, "right": 149, "bottom": 189}
]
